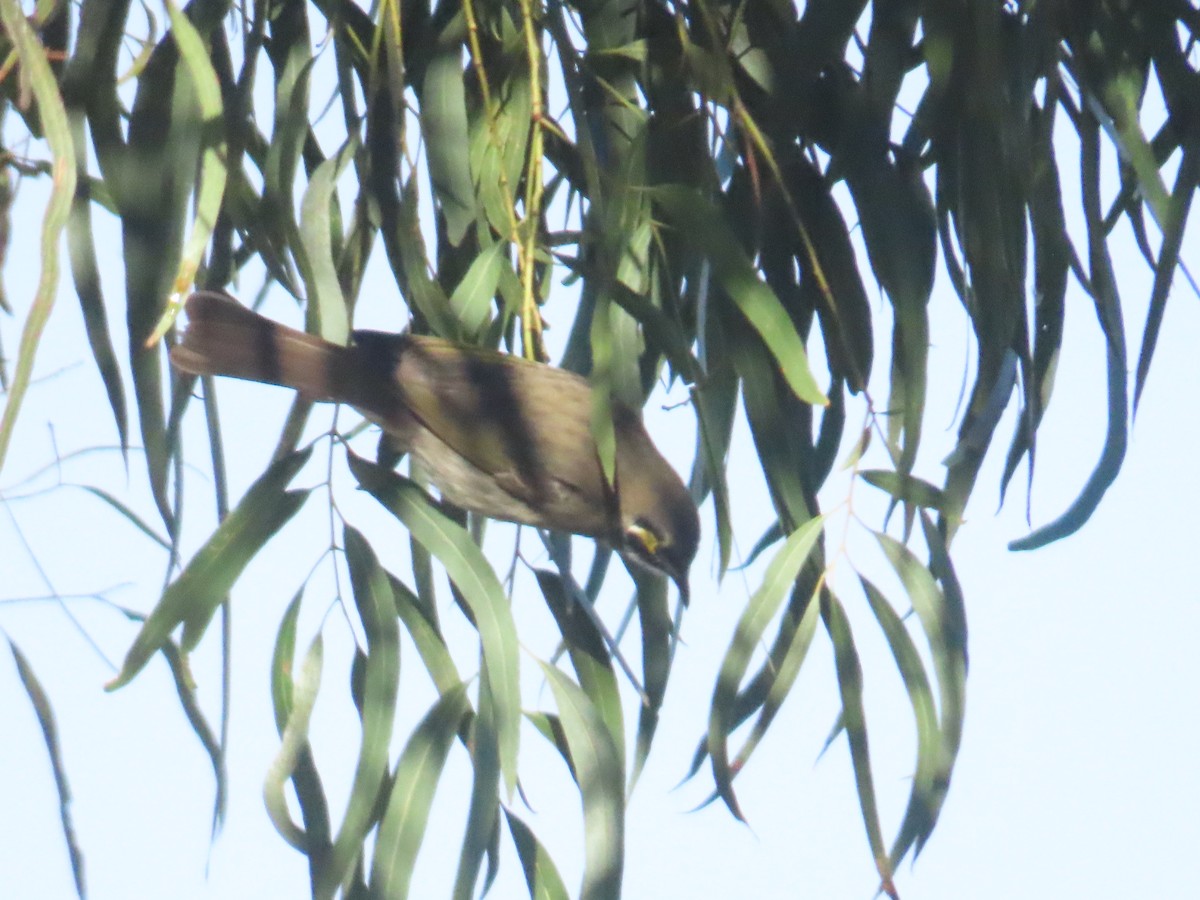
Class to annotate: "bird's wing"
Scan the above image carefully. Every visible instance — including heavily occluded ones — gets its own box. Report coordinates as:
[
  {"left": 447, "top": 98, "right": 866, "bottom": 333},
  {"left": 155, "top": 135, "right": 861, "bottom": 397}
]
[{"left": 376, "top": 335, "right": 611, "bottom": 523}]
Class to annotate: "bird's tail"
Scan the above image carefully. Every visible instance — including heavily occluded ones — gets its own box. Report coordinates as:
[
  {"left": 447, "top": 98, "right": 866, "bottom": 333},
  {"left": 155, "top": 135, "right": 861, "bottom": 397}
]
[{"left": 171, "top": 292, "right": 361, "bottom": 405}]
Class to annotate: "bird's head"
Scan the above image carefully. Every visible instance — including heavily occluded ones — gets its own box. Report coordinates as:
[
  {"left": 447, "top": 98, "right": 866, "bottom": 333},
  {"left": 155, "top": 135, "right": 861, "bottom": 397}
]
[{"left": 618, "top": 478, "right": 700, "bottom": 605}]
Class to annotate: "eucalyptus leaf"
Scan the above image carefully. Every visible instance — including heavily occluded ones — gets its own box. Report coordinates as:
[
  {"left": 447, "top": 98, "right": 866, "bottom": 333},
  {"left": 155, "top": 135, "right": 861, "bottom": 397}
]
[
  {"left": 348, "top": 452, "right": 522, "bottom": 797},
  {"left": 106, "top": 448, "right": 313, "bottom": 691},
  {"left": 650, "top": 186, "right": 828, "bottom": 406}
]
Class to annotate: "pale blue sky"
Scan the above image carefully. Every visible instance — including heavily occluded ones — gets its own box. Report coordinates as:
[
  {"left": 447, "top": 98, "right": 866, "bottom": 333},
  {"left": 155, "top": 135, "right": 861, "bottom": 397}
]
[{"left": 2, "top": 35, "right": 1199, "bottom": 900}]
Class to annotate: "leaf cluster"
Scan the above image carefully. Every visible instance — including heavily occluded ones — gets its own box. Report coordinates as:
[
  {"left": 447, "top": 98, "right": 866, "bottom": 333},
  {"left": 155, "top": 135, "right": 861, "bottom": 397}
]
[{"left": 1, "top": 0, "right": 1196, "bottom": 896}]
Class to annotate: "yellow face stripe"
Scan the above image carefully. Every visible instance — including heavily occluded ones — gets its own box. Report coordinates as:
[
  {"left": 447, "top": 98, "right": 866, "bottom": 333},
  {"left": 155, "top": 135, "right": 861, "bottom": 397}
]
[{"left": 627, "top": 522, "right": 662, "bottom": 555}]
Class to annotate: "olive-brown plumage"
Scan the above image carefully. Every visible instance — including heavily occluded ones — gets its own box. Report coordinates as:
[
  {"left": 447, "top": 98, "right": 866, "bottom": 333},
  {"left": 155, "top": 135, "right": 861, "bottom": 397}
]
[{"left": 171, "top": 292, "right": 699, "bottom": 600}]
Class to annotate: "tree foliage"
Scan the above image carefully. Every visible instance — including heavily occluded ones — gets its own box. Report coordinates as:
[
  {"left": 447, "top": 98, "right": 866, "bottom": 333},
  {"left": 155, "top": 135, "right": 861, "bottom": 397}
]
[{"left": 1, "top": 0, "right": 1196, "bottom": 896}]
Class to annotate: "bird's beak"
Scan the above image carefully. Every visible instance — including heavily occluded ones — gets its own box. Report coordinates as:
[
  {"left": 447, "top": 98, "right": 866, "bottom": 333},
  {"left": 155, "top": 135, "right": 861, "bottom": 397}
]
[
  {"left": 668, "top": 569, "right": 690, "bottom": 607},
  {"left": 676, "top": 577, "right": 690, "bottom": 607}
]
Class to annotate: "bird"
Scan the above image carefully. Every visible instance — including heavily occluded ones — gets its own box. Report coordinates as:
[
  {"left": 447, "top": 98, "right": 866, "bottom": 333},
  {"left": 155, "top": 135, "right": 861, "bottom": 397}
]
[{"left": 170, "top": 291, "right": 699, "bottom": 602}]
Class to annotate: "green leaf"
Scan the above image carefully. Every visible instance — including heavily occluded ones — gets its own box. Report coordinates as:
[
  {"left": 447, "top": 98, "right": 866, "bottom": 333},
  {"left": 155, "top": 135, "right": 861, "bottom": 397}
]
[
  {"left": 155, "top": 639, "right": 226, "bottom": 837},
  {"left": 1008, "top": 114, "right": 1128, "bottom": 551},
  {"left": 788, "top": 159, "right": 873, "bottom": 393},
  {"left": 615, "top": 214, "right": 653, "bottom": 296},
  {"left": 73, "top": 484, "right": 170, "bottom": 549},
  {"left": 1133, "top": 147, "right": 1197, "bottom": 412},
  {"left": 650, "top": 185, "right": 828, "bottom": 406},
  {"left": 526, "top": 711, "right": 570, "bottom": 772},
  {"left": 1000, "top": 100, "right": 1069, "bottom": 505},
  {"left": 395, "top": 178, "right": 461, "bottom": 340},
  {"left": 370, "top": 685, "right": 471, "bottom": 899},
  {"left": 348, "top": 452, "right": 521, "bottom": 797},
  {"left": 709, "top": 515, "right": 825, "bottom": 817},
  {"left": 820, "top": 593, "right": 892, "bottom": 892},
  {"left": 588, "top": 295, "right": 619, "bottom": 484},
  {"left": 845, "top": 152, "right": 934, "bottom": 476},
  {"left": 504, "top": 808, "right": 570, "bottom": 900},
  {"left": 1097, "top": 67, "right": 1171, "bottom": 228},
  {"left": 858, "top": 575, "right": 940, "bottom": 869},
  {"left": 422, "top": 32, "right": 477, "bottom": 246},
  {"left": 390, "top": 575, "right": 461, "bottom": 695},
  {"left": 122, "top": 20, "right": 210, "bottom": 532},
  {"left": 0, "top": 0, "right": 77, "bottom": 475},
  {"left": 106, "top": 448, "right": 313, "bottom": 690},
  {"left": 860, "top": 469, "right": 949, "bottom": 514},
  {"left": 163, "top": 0, "right": 227, "bottom": 304},
  {"left": 725, "top": 575, "right": 821, "bottom": 776},
  {"left": 735, "top": 520, "right": 783, "bottom": 571},
  {"left": 538, "top": 662, "right": 625, "bottom": 900},
  {"left": 631, "top": 569, "right": 671, "bottom": 790},
  {"left": 469, "top": 63, "right": 531, "bottom": 237},
  {"left": 453, "top": 667, "right": 499, "bottom": 900},
  {"left": 449, "top": 239, "right": 506, "bottom": 338},
  {"left": 732, "top": 320, "right": 813, "bottom": 529},
  {"left": 66, "top": 154, "right": 128, "bottom": 456},
  {"left": 689, "top": 346, "right": 736, "bottom": 578},
  {"left": 9, "top": 639, "right": 85, "bottom": 899},
  {"left": 316, "top": 526, "right": 403, "bottom": 900},
  {"left": 679, "top": 31, "right": 735, "bottom": 102},
  {"left": 535, "top": 569, "right": 625, "bottom": 769},
  {"left": 269, "top": 589, "right": 305, "bottom": 733},
  {"left": 261, "top": 0, "right": 311, "bottom": 246},
  {"left": 263, "top": 633, "right": 324, "bottom": 851},
  {"left": 876, "top": 523, "right": 966, "bottom": 857},
  {"left": 299, "top": 137, "right": 359, "bottom": 344},
  {"left": 592, "top": 39, "right": 648, "bottom": 63},
  {"left": 813, "top": 381, "right": 846, "bottom": 486}
]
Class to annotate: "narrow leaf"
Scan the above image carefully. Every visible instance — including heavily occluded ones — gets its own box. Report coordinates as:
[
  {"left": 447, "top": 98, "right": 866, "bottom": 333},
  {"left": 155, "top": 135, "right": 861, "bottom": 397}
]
[
  {"left": 270, "top": 590, "right": 305, "bottom": 733},
  {"left": 1009, "top": 114, "right": 1128, "bottom": 550},
  {"left": 390, "top": 575, "right": 461, "bottom": 695},
  {"left": 538, "top": 662, "right": 625, "bottom": 900},
  {"left": 650, "top": 186, "right": 828, "bottom": 406},
  {"left": 726, "top": 578, "right": 821, "bottom": 774},
  {"left": 66, "top": 165, "right": 128, "bottom": 455},
  {"left": 0, "top": 0, "right": 76, "bottom": 475},
  {"left": 732, "top": 320, "right": 814, "bottom": 529},
  {"left": 504, "top": 808, "right": 571, "bottom": 900},
  {"left": 349, "top": 452, "right": 521, "bottom": 796},
  {"left": 74, "top": 484, "right": 170, "bottom": 549},
  {"left": 709, "top": 515, "right": 825, "bottom": 816},
  {"left": 820, "top": 593, "right": 892, "bottom": 893},
  {"left": 106, "top": 448, "right": 313, "bottom": 690},
  {"left": 370, "top": 685, "right": 471, "bottom": 899},
  {"left": 860, "top": 469, "right": 949, "bottom": 514},
  {"left": 535, "top": 569, "right": 625, "bottom": 766},
  {"left": 422, "top": 35, "right": 477, "bottom": 246},
  {"left": 453, "top": 667, "right": 499, "bottom": 900},
  {"left": 163, "top": 0, "right": 227, "bottom": 304},
  {"left": 9, "top": 640, "right": 86, "bottom": 899},
  {"left": 264, "top": 633, "right": 324, "bottom": 850},
  {"left": 1133, "top": 147, "right": 1197, "bottom": 412},
  {"left": 876, "top": 526, "right": 966, "bottom": 856},
  {"left": 317, "top": 526, "right": 402, "bottom": 900},
  {"left": 788, "top": 159, "right": 874, "bottom": 392},
  {"left": 859, "top": 576, "right": 940, "bottom": 869},
  {"left": 298, "top": 138, "right": 359, "bottom": 345},
  {"left": 449, "top": 239, "right": 506, "bottom": 338},
  {"left": 631, "top": 570, "right": 671, "bottom": 789}
]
